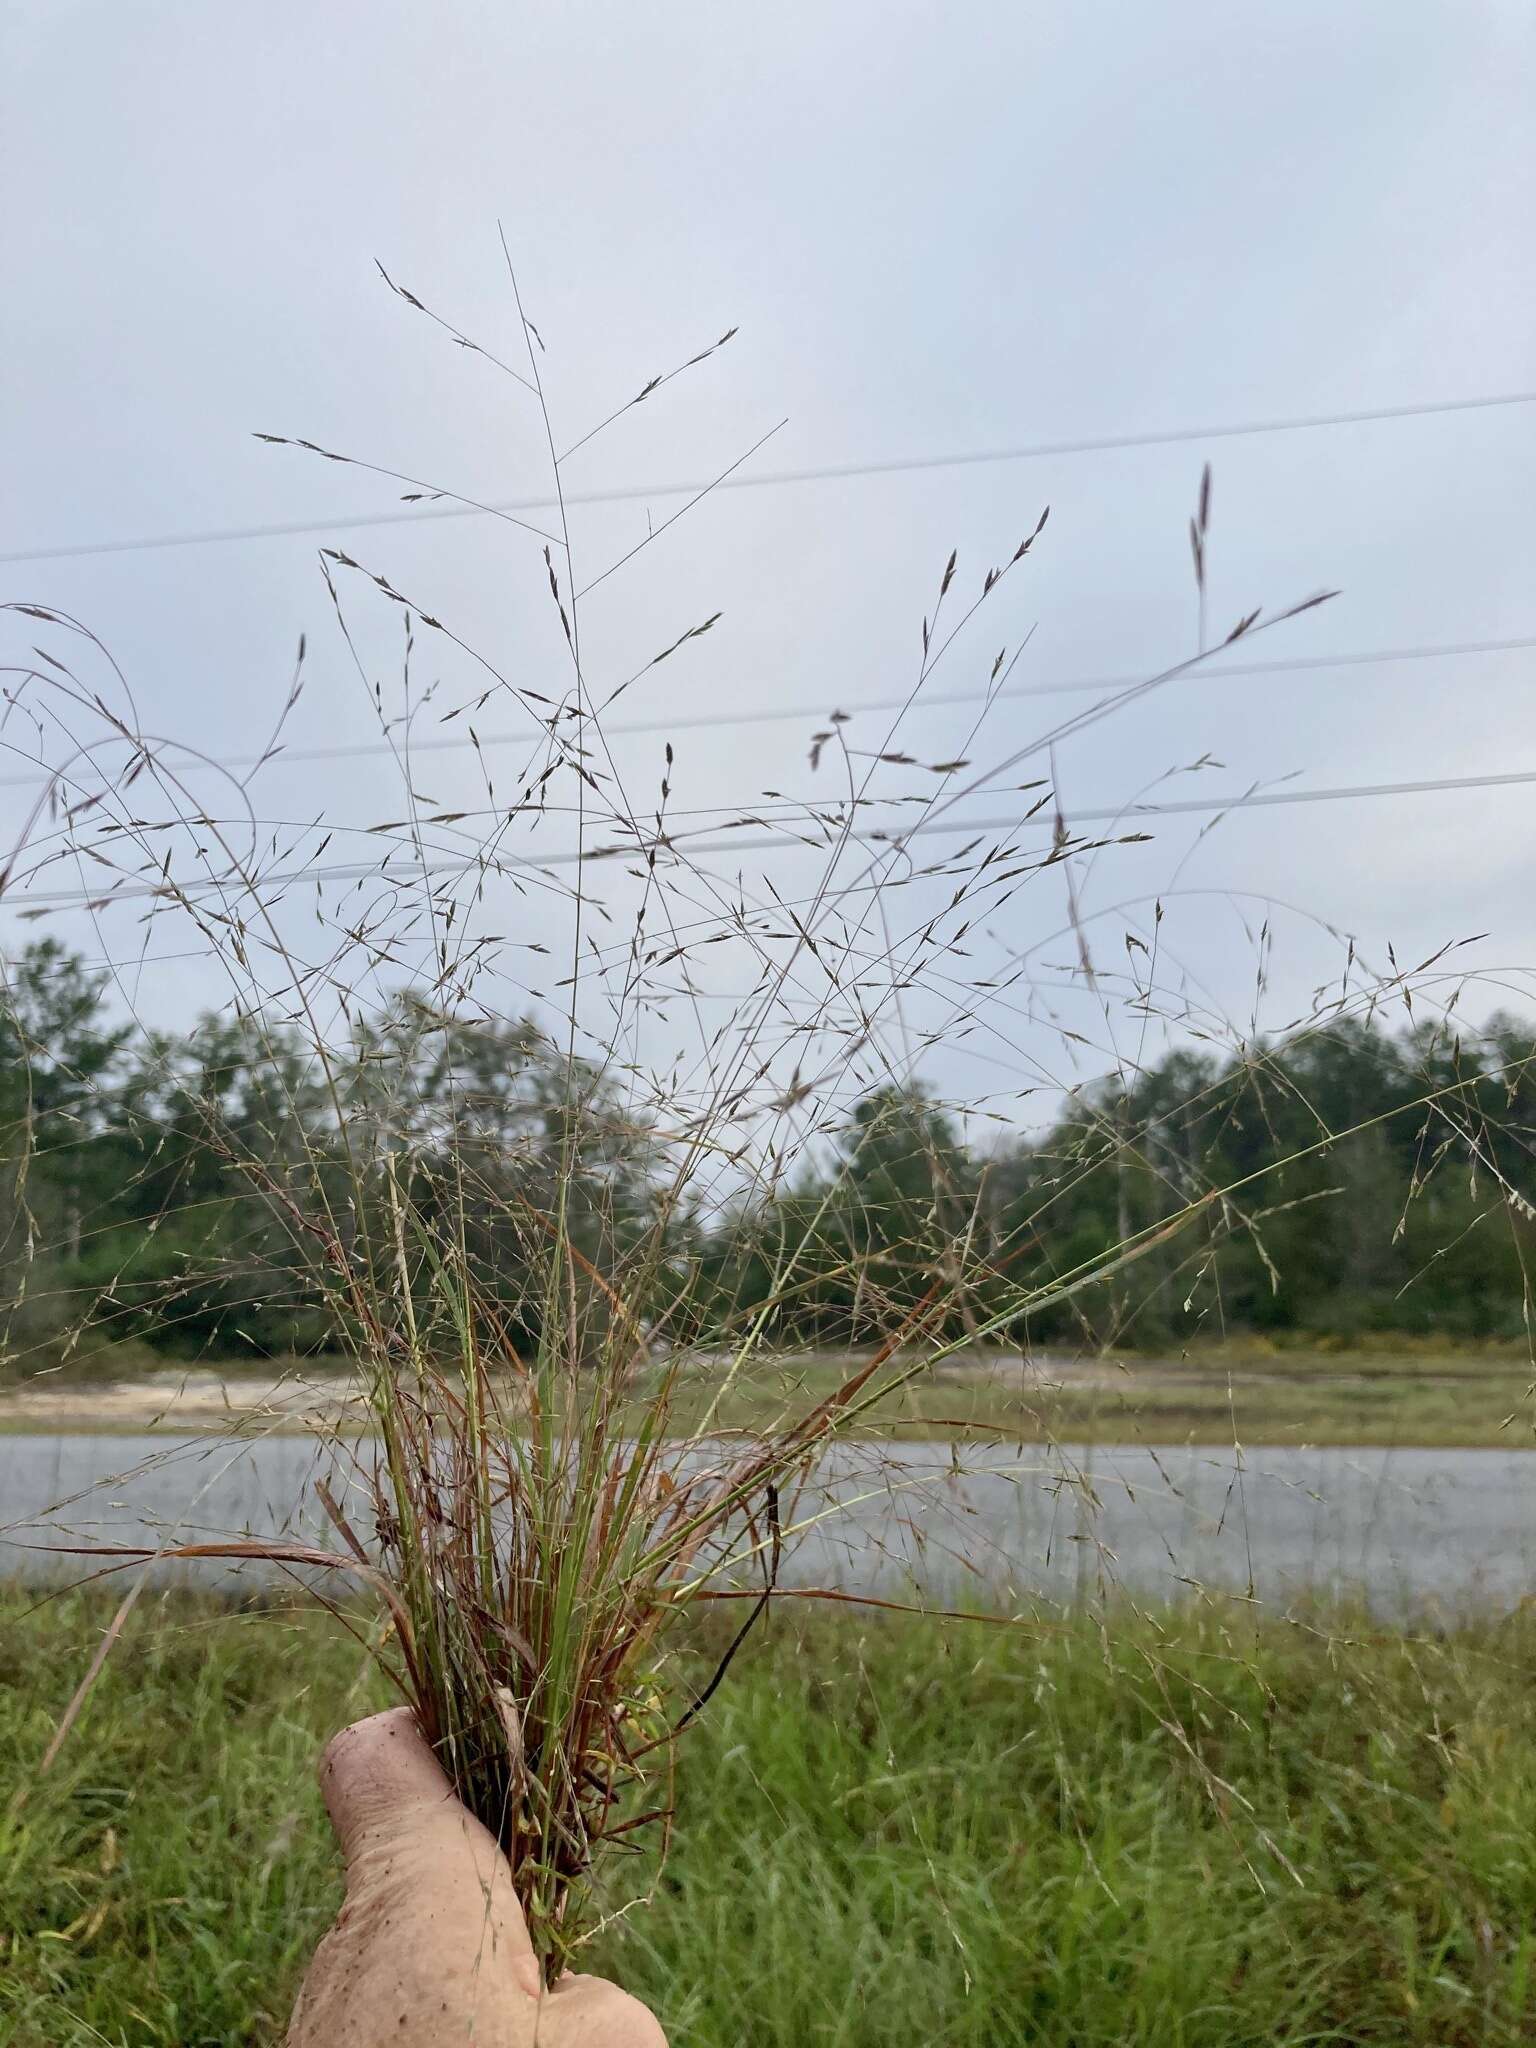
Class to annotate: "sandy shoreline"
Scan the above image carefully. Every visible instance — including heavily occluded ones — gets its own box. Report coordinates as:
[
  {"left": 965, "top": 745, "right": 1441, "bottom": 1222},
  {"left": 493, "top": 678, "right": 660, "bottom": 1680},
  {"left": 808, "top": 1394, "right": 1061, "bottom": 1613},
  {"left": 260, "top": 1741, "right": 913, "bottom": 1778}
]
[
  {"left": 0, "top": 1352, "right": 1082, "bottom": 1435},
  {"left": 0, "top": 1367, "right": 367, "bottom": 1434}
]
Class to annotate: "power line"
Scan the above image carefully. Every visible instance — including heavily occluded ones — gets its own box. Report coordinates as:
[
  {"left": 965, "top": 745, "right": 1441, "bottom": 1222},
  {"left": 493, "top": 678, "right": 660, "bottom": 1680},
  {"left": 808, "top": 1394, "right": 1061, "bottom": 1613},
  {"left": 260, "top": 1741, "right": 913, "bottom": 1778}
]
[
  {"left": 1, "top": 947, "right": 210, "bottom": 983},
  {"left": 3, "top": 389, "right": 1532, "bottom": 568},
  {"left": 3, "top": 631, "right": 1529, "bottom": 793},
  {"left": 8, "top": 761, "right": 1536, "bottom": 912}
]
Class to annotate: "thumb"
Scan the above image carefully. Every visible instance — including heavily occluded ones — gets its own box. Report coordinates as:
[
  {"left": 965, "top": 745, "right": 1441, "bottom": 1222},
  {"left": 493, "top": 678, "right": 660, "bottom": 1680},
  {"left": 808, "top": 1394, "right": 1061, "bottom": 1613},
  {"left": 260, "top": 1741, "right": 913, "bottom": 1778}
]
[
  {"left": 317, "top": 1706, "right": 545, "bottom": 2006},
  {"left": 319, "top": 1706, "right": 459, "bottom": 1862}
]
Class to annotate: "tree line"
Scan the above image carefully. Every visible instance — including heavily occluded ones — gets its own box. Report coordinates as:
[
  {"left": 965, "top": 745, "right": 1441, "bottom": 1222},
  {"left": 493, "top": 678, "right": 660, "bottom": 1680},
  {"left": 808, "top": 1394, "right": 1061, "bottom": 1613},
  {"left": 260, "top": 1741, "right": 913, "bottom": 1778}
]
[{"left": 3, "top": 937, "right": 1533, "bottom": 1372}]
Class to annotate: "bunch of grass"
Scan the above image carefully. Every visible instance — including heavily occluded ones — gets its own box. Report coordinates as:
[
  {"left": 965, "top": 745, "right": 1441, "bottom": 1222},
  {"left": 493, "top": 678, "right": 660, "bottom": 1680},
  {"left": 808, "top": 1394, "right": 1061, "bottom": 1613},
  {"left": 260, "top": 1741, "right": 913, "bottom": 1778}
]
[{"left": 10, "top": 247, "right": 1530, "bottom": 1984}]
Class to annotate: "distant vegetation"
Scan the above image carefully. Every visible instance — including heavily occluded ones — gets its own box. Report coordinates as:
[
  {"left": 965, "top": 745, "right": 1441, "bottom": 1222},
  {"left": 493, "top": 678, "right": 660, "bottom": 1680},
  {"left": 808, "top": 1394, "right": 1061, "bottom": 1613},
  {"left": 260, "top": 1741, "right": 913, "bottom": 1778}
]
[{"left": 5, "top": 935, "right": 1533, "bottom": 1372}]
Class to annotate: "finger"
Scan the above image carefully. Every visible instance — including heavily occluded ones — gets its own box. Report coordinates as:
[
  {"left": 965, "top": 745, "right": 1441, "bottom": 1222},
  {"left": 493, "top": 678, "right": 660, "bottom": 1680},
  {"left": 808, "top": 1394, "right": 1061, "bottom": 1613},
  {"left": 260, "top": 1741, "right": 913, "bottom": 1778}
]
[
  {"left": 316, "top": 1707, "right": 546, "bottom": 2005},
  {"left": 544, "top": 1974, "right": 670, "bottom": 2047},
  {"left": 319, "top": 1706, "right": 456, "bottom": 1857}
]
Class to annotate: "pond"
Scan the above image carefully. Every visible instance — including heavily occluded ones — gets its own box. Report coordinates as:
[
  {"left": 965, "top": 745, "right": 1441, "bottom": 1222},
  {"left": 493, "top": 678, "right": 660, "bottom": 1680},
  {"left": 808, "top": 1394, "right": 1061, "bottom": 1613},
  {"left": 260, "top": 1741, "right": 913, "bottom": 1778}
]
[{"left": 3, "top": 1433, "right": 1534, "bottom": 1618}]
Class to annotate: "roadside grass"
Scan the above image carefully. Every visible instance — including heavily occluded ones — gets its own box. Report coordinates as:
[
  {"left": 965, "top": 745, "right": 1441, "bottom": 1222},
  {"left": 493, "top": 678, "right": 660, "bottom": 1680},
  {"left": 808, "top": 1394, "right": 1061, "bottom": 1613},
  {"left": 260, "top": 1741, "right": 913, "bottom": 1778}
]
[{"left": 4, "top": 1585, "right": 1536, "bottom": 2045}]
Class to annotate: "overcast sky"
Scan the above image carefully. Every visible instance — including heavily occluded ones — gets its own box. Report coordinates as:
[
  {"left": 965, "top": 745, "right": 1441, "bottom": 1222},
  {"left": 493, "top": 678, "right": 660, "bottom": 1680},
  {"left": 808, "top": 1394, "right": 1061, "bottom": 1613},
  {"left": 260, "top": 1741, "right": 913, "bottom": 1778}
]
[{"left": 3, "top": 2, "right": 1534, "bottom": 1126}]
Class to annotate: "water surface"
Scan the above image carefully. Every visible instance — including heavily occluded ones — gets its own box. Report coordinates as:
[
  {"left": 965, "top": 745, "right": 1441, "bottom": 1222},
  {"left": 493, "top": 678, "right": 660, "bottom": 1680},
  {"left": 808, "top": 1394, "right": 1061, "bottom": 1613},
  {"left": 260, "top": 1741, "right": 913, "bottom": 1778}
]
[{"left": 3, "top": 1433, "right": 1533, "bottom": 1617}]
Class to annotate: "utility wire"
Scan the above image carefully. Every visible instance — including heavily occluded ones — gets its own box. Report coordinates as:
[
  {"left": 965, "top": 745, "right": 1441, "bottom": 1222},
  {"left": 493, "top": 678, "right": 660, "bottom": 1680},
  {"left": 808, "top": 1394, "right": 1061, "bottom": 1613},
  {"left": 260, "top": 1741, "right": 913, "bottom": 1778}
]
[
  {"left": 3, "top": 389, "right": 1532, "bottom": 568},
  {"left": 9, "top": 762, "right": 1536, "bottom": 911},
  {"left": 2, "top": 632, "right": 1529, "bottom": 792}
]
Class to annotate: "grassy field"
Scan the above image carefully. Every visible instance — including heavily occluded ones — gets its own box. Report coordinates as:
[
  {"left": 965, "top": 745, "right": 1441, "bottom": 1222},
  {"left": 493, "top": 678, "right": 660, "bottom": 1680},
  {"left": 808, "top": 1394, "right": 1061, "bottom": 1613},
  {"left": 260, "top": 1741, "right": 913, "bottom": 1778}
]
[
  {"left": 4, "top": 1586, "right": 1536, "bottom": 2045},
  {"left": 8, "top": 1339, "right": 1536, "bottom": 1449},
  {"left": 646, "top": 1341, "right": 1536, "bottom": 1449}
]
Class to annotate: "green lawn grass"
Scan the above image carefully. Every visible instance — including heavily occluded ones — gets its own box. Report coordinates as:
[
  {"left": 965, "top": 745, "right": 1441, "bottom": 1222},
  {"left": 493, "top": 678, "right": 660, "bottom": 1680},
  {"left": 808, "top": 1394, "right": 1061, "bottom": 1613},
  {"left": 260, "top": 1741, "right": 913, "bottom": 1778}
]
[{"left": 4, "top": 1586, "right": 1536, "bottom": 2045}]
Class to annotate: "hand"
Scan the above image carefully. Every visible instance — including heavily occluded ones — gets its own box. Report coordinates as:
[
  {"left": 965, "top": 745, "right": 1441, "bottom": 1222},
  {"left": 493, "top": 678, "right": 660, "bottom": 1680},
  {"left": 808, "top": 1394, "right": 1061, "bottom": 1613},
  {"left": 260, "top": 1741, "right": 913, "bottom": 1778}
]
[{"left": 287, "top": 1707, "right": 666, "bottom": 2047}]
